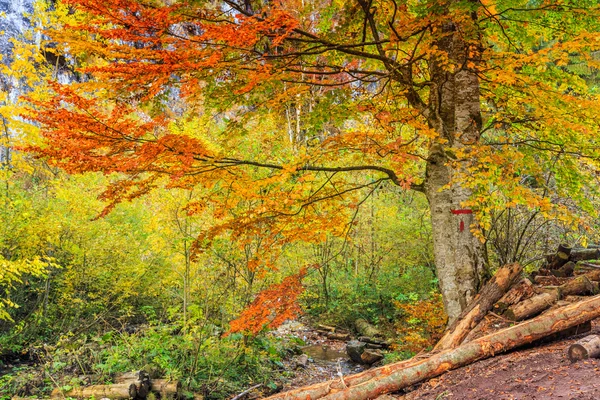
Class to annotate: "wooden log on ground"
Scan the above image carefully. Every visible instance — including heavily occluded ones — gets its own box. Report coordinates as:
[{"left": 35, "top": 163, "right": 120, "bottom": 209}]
[
  {"left": 327, "top": 332, "right": 351, "bottom": 341},
  {"left": 51, "top": 383, "right": 137, "bottom": 399},
  {"left": 551, "top": 261, "right": 575, "bottom": 277},
  {"left": 150, "top": 379, "right": 181, "bottom": 398},
  {"left": 504, "top": 289, "right": 560, "bottom": 321},
  {"left": 547, "top": 244, "right": 571, "bottom": 270},
  {"left": 358, "top": 337, "right": 390, "bottom": 348},
  {"left": 265, "top": 294, "right": 600, "bottom": 400},
  {"left": 317, "top": 324, "right": 336, "bottom": 332},
  {"left": 570, "top": 248, "right": 600, "bottom": 262},
  {"left": 559, "top": 276, "right": 599, "bottom": 296},
  {"left": 355, "top": 319, "right": 382, "bottom": 338},
  {"left": 435, "top": 263, "right": 522, "bottom": 350},
  {"left": 567, "top": 335, "right": 600, "bottom": 362},
  {"left": 534, "top": 275, "right": 561, "bottom": 285},
  {"left": 114, "top": 371, "right": 151, "bottom": 398},
  {"left": 493, "top": 278, "right": 534, "bottom": 314},
  {"left": 537, "top": 321, "right": 592, "bottom": 344}
]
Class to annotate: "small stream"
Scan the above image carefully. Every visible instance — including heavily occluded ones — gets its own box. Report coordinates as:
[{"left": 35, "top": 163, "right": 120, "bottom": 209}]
[{"left": 301, "top": 344, "right": 362, "bottom": 375}]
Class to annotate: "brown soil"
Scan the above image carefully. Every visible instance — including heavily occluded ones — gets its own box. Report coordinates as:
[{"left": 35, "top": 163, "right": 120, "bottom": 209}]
[{"left": 394, "top": 319, "right": 600, "bottom": 400}]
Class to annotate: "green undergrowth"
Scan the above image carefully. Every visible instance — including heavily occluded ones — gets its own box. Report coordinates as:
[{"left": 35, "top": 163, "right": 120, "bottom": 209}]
[{"left": 0, "top": 324, "right": 299, "bottom": 399}]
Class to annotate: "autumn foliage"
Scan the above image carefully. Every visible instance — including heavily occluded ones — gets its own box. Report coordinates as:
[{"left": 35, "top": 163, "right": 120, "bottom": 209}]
[
  {"left": 21, "top": 0, "right": 600, "bottom": 324},
  {"left": 228, "top": 267, "right": 310, "bottom": 335}
]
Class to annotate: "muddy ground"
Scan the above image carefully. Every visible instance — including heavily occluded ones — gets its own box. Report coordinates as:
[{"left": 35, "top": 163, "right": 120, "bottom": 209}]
[
  {"left": 276, "top": 319, "right": 600, "bottom": 400},
  {"left": 393, "top": 319, "right": 600, "bottom": 400}
]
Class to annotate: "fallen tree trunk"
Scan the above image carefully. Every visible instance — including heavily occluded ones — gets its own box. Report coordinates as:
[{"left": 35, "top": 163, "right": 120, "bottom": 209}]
[
  {"left": 504, "top": 289, "right": 560, "bottom": 321},
  {"left": 559, "top": 276, "right": 599, "bottom": 296},
  {"left": 150, "top": 379, "right": 181, "bottom": 398},
  {"left": 266, "top": 294, "right": 600, "bottom": 400},
  {"left": 570, "top": 248, "right": 600, "bottom": 263},
  {"left": 435, "top": 263, "right": 522, "bottom": 350},
  {"left": 355, "top": 319, "right": 382, "bottom": 338},
  {"left": 546, "top": 244, "right": 571, "bottom": 270},
  {"left": 51, "top": 383, "right": 137, "bottom": 399},
  {"left": 493, "top": 278, "right": 534, "bottom": 314},
  {"left": 568, "top": 334, "right": 600, "bottom": 362},
  {"left": 114, "top": 371, "right": 151, "bottom": 398}
]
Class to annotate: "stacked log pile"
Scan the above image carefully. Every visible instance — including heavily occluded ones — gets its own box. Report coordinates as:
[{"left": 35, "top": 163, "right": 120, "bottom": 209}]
[
  {"left": 49, "top": 371, "right": 182, "bottom": 400},
  {"left": 266, "top": 245, "right": 600, "bottom": 400}
]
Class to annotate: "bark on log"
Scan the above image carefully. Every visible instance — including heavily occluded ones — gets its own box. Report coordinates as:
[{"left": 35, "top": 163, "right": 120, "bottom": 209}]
[
  {"left": 114, "top": 371, "right": 151, "bottom": 398},
  {"left": 493, "top": 278, "right": 534, "bottom": 314},
  {"left": 570, "top": 248, "right": 600, "bottom": 262},
  {"left": 317, "top": 324, "right": 337, "bottom": 332},
  {"left": 265, "top": 294, "right": 600, "bottom": 400},
  {"left": 150, "top": 379, "right": 181, "bottom": 398},
  {"left": 327, "top": 332, "right": 351, "bottom": 341},
  {"left": 547, "top": 244, "right": 571, "bottom": 269},
  {"left": 435, "top": 263, "right": 522, "bottom": 350},
  {"left": 504, "top": 289, "right": 560, "bottom": 321},
  {"left": 558, "top": 276, "right": 599, "bottom": 297},
  {"left": 534, "top": 275, "right": 562, "bottom": 286},
  {"left": 567, "top": 334, "right": 600, "bottom": 362},
  {"left": 537, "top": 321, "right": 592, "bottom": 344},
  {"left": 551, "top": 261, "right": 575, "bottom": 277},
  {"left": 51, "top": 383, "right": 137, "bottom": 399},
  {"left": 358, "top": 337, "right": 390, "bottom": 348},
  {"left": 355, "top": 319, "right": 382, "bottom": 338}
]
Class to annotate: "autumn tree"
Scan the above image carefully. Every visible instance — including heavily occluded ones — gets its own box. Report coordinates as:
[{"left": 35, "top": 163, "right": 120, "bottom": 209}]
[{"left": 26, "top": 0, "right": 600, "bottom": 322}]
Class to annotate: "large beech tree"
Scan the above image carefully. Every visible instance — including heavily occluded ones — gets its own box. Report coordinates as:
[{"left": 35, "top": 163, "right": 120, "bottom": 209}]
[{"left": 27, "top": 0, "right": 600, "bottom": 321}]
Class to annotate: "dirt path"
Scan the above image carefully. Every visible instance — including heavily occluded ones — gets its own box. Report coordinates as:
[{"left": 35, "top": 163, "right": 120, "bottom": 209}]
[{"left": 393, "top": 319, "right": 600, "bottom": 400}]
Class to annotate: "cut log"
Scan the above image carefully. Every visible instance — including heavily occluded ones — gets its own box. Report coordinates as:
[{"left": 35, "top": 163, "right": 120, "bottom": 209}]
[
  {"left": 504, "top": 289, "right": 560, "bottom": 321},
  {"left": 327, "top": 332, "right": 351, "bottom": 341},
  {"left": 150, "top": 379, "right": 181, "bottom": 398},
  {"left": 570, "top": 248, "right": 600, "bottom": 262},
  {"left": 567, "top": 334, "right": 600, "bottom": 362},
  {"left": 265, "top": 294, "right": 600, "bottom": 400},
  {"left": 114, "top": 371, "right": 151, "bottom": 398},
  {"left": 51, "top": 383, "right": 137, "bottom": 399},
  {"left": 534, "top": 275, "right": 561, "bottom": 285},
  {"left": 551, "top": 261, "right": 575, "bottom": 277},
  {"left": 355, "top": 319, "right": 382, "bottom": 338},
  {"left": 564, "top": 295, "right": 589, "bottom": 303},
  {"left": 435, "top": 263, "right": 522, "bottom": 350},
  {"left": 357, "top": 337, "right": 390, "bottom": 348},
  {"left": 547, "top": 244, "right": 571, "bottom": 270},
  {"left": 537, "top": 321, "right": 592, "bottom": 344},
  {"left": 558, "top": 276, "right": 598, "bottom": 297},
  {"left": 493, "top": 278, "right": 534, "bottom": 314},
  {"left": 317, "top": 324, "right": 336, "bottom": 332}
]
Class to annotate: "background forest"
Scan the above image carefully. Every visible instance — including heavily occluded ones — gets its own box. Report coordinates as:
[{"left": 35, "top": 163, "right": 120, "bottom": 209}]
[{"left": 1, "top": 0, "right": 600, "bottom": 399}]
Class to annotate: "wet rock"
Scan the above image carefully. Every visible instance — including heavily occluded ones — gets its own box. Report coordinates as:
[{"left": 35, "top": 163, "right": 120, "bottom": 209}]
[
  {"left": 346, "top": 340, "right": 367, "bottom": 363},
  {"left": 361, "top": 349, "right": 384, "bottom": 365},
  {"left": 295, "top": 354, "right": 309, "bottom": 369}
]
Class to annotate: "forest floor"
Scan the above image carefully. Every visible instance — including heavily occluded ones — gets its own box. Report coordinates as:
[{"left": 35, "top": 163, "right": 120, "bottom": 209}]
[
  {"left": 385, "top": 318, "right": 600, "bottom": 400},
  {"left": 276, "top": 318, "right": 600, "bottom": 400}
]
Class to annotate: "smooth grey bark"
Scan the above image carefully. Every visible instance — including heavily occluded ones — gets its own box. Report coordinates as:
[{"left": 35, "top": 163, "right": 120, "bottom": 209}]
[{"left": 424, "top": 12, "right": 486, "bottom": 322}]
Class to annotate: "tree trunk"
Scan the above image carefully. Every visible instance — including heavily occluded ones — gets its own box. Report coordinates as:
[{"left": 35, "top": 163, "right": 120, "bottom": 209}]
[
  {"left": 266, "top": 294, "right": 600, "bottom": 400},
  {"left": 424, "top": 4, "right": 486, "bottom": 322},
  {"left": 435, "top": 263, "right": 522, "bottom": 350}
]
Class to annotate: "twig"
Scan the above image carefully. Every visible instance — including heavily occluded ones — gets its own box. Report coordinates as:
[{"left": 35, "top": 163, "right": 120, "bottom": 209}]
[{"left": 231, "top": 383, "right": 262, "bottom": 400}]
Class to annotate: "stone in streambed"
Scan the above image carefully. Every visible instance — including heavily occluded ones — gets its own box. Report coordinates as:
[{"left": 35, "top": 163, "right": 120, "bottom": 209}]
[{"left": 346, "top": 340, "right": 367, "bottom": 363}]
